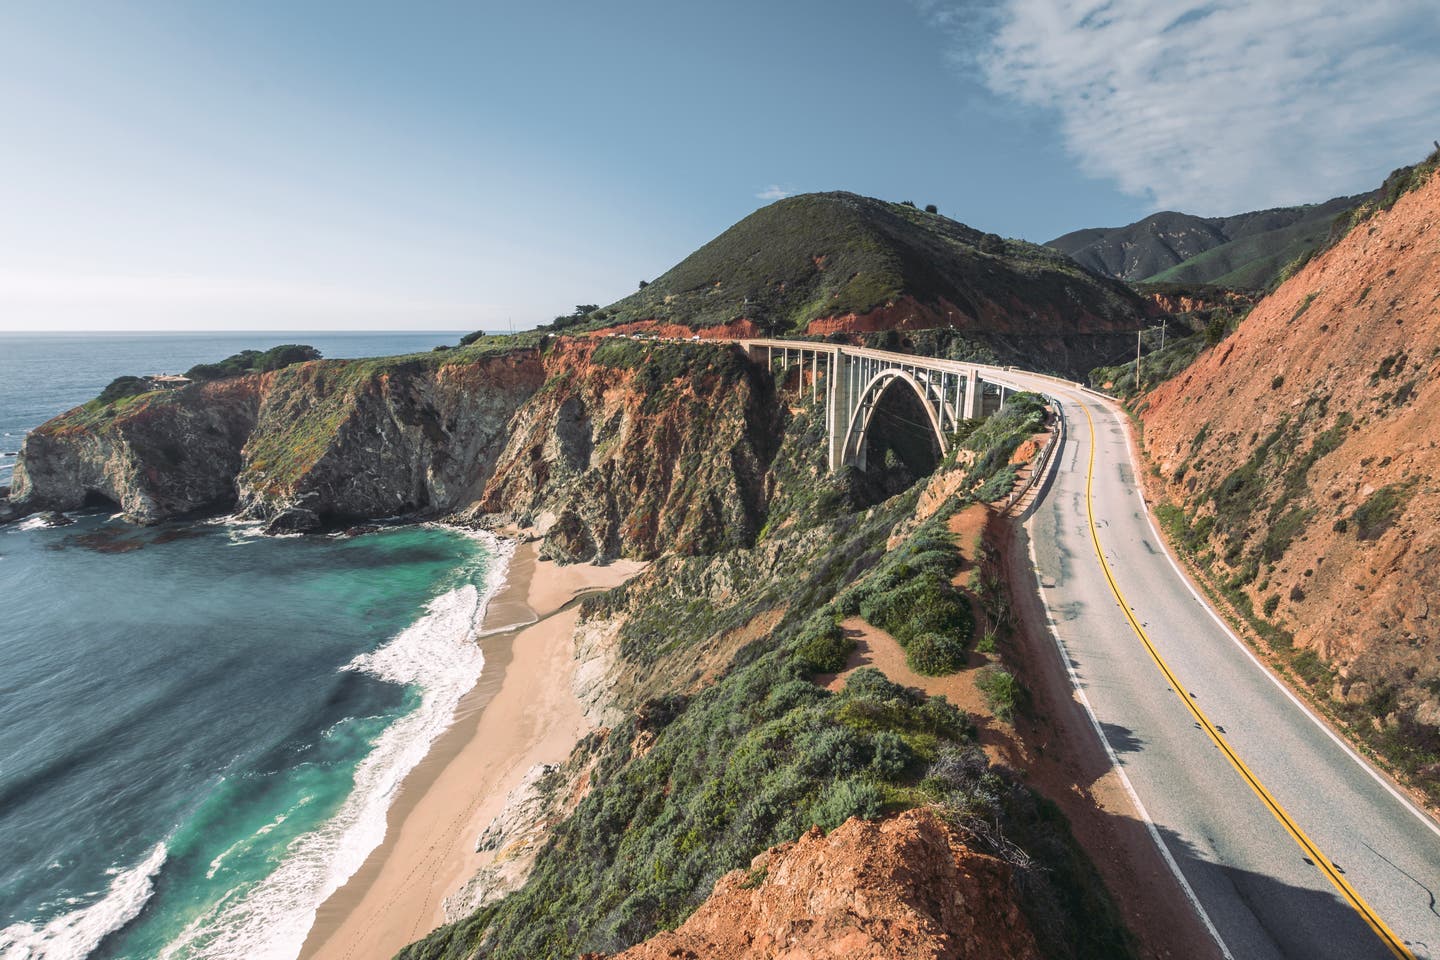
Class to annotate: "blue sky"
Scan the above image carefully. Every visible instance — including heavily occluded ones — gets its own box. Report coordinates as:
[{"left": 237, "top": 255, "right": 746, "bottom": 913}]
[{"left": 1, "top": 1, "right": 1436, "bottom": 332}]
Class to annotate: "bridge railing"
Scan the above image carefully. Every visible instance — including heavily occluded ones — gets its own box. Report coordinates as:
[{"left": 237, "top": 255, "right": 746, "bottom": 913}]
[{"left": 1001, "top": 398, "right": 1065, "bottom": 517}]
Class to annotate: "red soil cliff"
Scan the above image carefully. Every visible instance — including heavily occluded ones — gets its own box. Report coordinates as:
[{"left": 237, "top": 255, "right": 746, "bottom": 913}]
[
  {"left": 585, "top": 810, "right": 1040, "bottom": 960},
  {"left": 1140, "top": 167, "right": 1440, "bottom": 777}
]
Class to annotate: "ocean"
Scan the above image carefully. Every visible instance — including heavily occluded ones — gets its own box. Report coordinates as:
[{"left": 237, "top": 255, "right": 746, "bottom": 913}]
[{"left": 0, "top": 333, "right": 507, "bottom": 960}]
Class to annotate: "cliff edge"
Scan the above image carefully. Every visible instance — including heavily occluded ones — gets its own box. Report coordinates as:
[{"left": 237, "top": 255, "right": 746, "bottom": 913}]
[{"left": 584, "top": 810, "right": 1040, "bottom": 960}]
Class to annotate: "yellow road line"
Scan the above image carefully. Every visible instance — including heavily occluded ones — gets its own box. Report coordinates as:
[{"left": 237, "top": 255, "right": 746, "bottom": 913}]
[{"left": 1073, "top": 398, "right": 1414, "bottom": 960}]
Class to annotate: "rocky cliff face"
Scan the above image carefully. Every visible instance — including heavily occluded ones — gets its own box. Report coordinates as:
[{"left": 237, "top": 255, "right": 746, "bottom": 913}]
[
  {"left": 471, "top": 341, "right": 774, "bottom": 561},
  {"left": 8, "top": 339, "right": 778, "bottom": 562},
  {"left": 584, "top": 810, "right": 1040, "bottom": 960},
  {"left": 11, "top": 376, "right": 265, "bottom": 522},
  {"left": 1140, "top": 167, "right": 1440, "bottom": 780}
]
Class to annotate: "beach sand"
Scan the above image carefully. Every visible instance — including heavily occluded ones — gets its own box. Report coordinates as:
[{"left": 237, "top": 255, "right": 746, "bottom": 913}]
[{"left": 298, "top": 540, "right": 645, "bottom": 960}]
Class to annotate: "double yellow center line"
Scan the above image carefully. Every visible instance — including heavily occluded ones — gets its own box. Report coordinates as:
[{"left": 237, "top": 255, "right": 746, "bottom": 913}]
[{"left": 1073, "top": 398, "right": 1413, "bottom": 960}]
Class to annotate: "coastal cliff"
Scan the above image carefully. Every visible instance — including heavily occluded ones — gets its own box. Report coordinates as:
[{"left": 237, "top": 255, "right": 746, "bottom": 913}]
[{"left": 9, "top": 338, "right": 779, "bottom": 560}]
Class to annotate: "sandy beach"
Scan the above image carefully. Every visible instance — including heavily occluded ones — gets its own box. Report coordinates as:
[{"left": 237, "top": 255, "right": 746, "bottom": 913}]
[{"left": 298, "top": 539, "right": 645, "bottom": 960}]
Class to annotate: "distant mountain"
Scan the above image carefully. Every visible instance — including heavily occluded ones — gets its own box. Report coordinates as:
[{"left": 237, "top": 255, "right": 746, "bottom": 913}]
[
  {"left": 596, "top": 191, "right": 1144, "bottom": 338},
  {"left": 1047, "top": 193, "right": 1371, "bottom": 290}
]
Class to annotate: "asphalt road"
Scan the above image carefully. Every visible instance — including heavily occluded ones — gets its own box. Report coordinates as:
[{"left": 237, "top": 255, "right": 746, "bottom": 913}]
[{"left": 1004, "top": 376, "right": 1440, "bottom": 960}]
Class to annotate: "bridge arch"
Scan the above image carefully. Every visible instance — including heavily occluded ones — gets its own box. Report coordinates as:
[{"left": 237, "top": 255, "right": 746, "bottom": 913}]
[{"left": 839, "top": 368, "right": 947, "bottom": 472}]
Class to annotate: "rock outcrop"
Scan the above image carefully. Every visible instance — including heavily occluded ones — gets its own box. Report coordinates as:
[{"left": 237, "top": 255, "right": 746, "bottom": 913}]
[
  {"left": 584, "top": 810, "right": 1041, "bottom": 960},
  {"left": 8, "top": 339, "right": 779, "bottom": 561}
]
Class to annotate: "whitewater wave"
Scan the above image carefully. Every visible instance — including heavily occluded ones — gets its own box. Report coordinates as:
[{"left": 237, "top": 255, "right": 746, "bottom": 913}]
[
  {"left": 155, "top": 532, "right": 514, "bottom": 960},
  {"left": 0, "top": 844, "right": 167, "bottom": 960}
]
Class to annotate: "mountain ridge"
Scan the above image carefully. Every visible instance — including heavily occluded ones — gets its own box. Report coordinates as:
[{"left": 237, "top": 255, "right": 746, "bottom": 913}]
[{"left": 1047, "top": 193, "right": 1370, "bottom": 289}]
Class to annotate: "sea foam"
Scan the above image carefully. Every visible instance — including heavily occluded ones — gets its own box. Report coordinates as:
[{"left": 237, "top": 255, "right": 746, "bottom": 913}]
[
  {"left": 153, "top": 531, "right": 513, "bottom": 960},
  {"left": 0, "top": 844, "right": 167, "bottom": 960}
]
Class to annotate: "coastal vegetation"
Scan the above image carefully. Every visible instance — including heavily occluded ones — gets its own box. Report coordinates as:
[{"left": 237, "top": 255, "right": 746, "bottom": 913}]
[
  {"left": 185, "top": 344, "right": 322, "bottom": 381},
  {"left": 401, "top": 384, "right": 1131, "bottom": 960}
]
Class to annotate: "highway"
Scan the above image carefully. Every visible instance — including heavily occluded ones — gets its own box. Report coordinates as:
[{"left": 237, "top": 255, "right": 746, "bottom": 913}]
[{"left": 1004, "top": 375, "right": 1440, "bottom": 960}]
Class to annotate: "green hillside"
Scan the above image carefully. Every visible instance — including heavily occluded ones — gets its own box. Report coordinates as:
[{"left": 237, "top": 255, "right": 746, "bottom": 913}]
[
  {"left": 1142, "top": 195, "right": 1366, "bottom": 287},
  {"left": 1049, "top": 194, "right": 1370, "bottom": 291},
  {"left": 593, "top": 192, "right": 1143, "bottom": 334}
]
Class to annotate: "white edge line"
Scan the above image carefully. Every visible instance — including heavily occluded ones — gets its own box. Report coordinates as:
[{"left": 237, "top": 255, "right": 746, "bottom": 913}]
[
  {"left": 1022, "top": 482, "right": 1237, "bottom": 960},
  {"left": 1089, "top": 392, "right": 1440, "bottom": 843}
]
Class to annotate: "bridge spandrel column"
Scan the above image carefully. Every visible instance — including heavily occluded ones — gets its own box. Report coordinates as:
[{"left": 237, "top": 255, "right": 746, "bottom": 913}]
[
  {"left": 828, "top": 351, "right": 852, "bottom": 472},
  {"left": 963, "top": 369, "right": 982, "bottom": 420}
]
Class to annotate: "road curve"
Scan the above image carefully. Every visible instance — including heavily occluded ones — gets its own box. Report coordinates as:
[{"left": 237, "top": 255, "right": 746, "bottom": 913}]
[{"left": 1003, "top": 375, "right": 1440, "bottom": 960}]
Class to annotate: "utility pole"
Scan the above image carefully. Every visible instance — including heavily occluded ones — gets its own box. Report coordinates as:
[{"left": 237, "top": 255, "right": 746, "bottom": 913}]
[{"left": 1135, "top": 329, "right": 1143, "bottom": 394}]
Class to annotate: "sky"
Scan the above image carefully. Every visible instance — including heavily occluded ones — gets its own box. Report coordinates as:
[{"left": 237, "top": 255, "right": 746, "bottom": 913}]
[{"left": 1, "top": 0, "right": 1437, "bottom": 332}]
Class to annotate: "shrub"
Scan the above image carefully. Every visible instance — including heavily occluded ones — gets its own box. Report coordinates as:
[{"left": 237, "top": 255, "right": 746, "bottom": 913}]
[
  {"left": 794, "top": 616, "right": 854, "bottom": 674},
  {"left": 1353, "top": 485, "right": 1407, "bottom": 540},
  {"left": 800, "top": 727, "right": 867, "bottom": 778},
  {"left": 809, "top": 778, "right": 885, "bottom": 831},
  {"left": 924, "top": 204, "right": 938, "bottom": 214},
  {"left": 1290, "top": 293, "right": 1318, "bottom": 323},
  {"left": 1292, "top": 649, "right": 1330, "bottom": 686},
  {"left": 1262, "top": 595, "right": 1280, "bottom": 617},
  {"left": 186, "top": 344, "right": 321, "bottom": 381},
  {"left": 869, "top": 730, "right": 914, "bottom": 778},
  {"left": 976, "top": 667, "right": 1023, "bottom": 722},
  {"left": 1204, "top": 314, "right": 1228, "bottom": 345},
  {"left": 842, "top": 666, "right": 909, "bottom": 703},
  {"left": 906, "top": 631, "right": 968, "bottom": 676},
  {"left": 97, "top": 375, "right": 151, "bottom": 405}
]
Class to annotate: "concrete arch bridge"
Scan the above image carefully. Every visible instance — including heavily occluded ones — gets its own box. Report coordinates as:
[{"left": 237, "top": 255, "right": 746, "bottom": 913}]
[{"left": 737, "top": 339, "right": 1061, "bottom": 472}]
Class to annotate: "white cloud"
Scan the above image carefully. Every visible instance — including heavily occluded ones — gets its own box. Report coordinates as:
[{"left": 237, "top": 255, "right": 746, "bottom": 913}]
[
  {"left": 756, "top": 185, "right": 794, "bottom": 201},
  {"left": 928, "top": 0, "right": 1440, "bottom": 214}
]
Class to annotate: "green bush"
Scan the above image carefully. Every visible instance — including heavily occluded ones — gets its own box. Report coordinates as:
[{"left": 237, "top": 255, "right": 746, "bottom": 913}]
[
  {"left": 793, "top": 615, "right": 854, "bottom": 674},
  {"left": 868, "top": 730, "right": 914, "bottom": 777},
  {"left": 809, "top": 778, "right": 885, "bottom": 831},
  {"left": 1353, "top": 484, "right": 1408, "bottom": 540},
  {"left": 975, "top": 465, "right": 1019, "bottom": 502},
  {"left": 96, "top": 375, "right": 152, "bottom": 405},
  {"left": 906, "top": 631, "right": 967, "bottom": 676},
  {"left": 976, "top": 667, "right": 1023, "bottom": 722},
  {"left": 799, "top": 727, "right": 867, "bottom": 777},
  {"left": 186, "top": 344, "right": 321, "bottom": 381}
]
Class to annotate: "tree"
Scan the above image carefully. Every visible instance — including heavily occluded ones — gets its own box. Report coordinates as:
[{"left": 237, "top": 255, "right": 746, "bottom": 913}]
[
  {"left": 924, "top": 204, "right": 938, "bottom": 214},
  {"left": 638, "top": 279, "right": 649, "bottom": 289},
  {"left": 97, "top": 376, "right": 151, "bottom": 404},
  {"left": 185, "top": 344, "right": 321, "bottom": 381}
]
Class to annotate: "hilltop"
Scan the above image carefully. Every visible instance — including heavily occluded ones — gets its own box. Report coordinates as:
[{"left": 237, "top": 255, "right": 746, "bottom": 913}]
[
  {"left": 581, "top": 192, "right": 1147, "bottom": 377},
  {"left": 1048, "top": 193, "right": 1370, "bottom": 290}
]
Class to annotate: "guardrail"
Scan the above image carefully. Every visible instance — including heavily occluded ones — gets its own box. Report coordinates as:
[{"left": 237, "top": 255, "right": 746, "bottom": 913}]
[{"left": 1000, "top": 397, "right": 1065, "bottom": 517}]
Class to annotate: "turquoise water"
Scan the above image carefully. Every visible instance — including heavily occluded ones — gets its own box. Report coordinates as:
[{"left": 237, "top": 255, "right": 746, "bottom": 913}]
[{"left": 0, "top": 334, "right": 507, "bottom": 959}]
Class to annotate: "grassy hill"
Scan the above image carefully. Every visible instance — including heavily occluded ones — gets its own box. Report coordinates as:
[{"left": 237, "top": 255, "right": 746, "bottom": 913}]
[
  {"left": 1048, "top": 194, "right": 1370, "bottom": 290},
  {"left": 591, "top": 192, "right": 1143, "bottom": 335}
]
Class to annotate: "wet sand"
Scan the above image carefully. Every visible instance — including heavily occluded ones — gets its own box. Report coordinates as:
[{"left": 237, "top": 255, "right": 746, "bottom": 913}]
[{"left": 298, "top": 540, "right": 645, "bottom": 960}]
